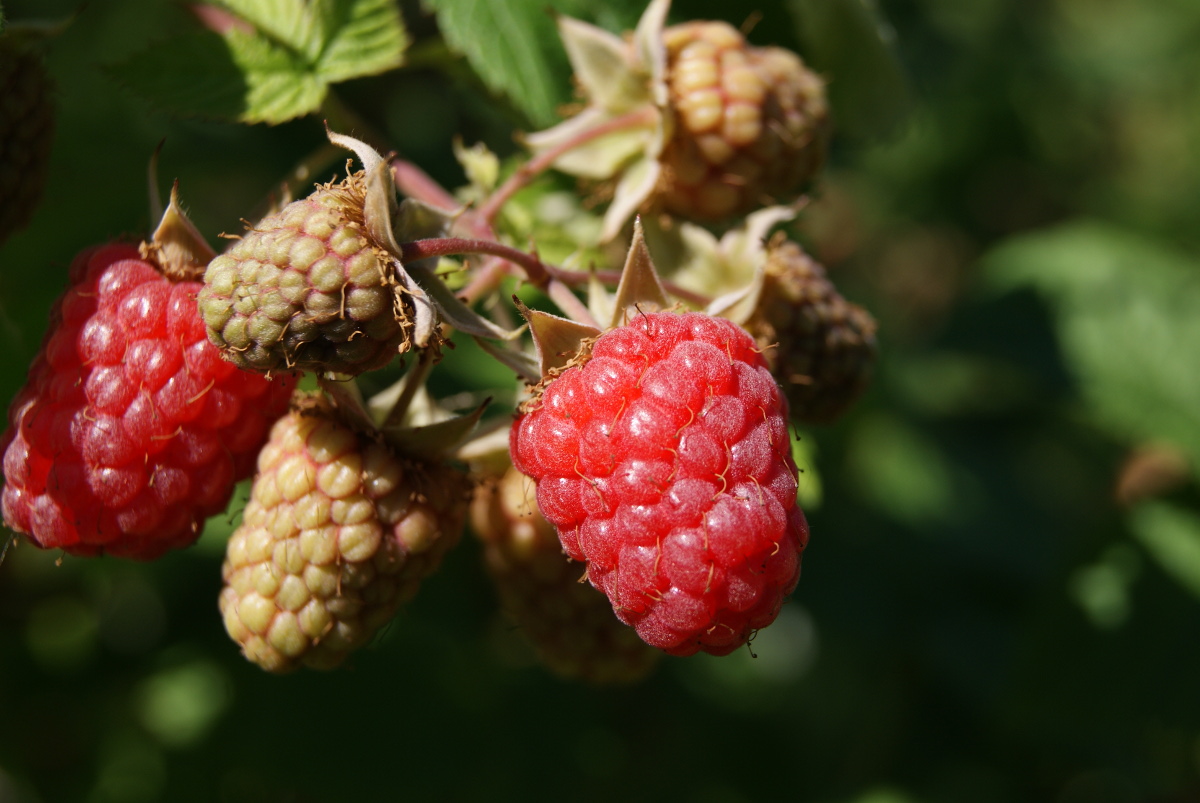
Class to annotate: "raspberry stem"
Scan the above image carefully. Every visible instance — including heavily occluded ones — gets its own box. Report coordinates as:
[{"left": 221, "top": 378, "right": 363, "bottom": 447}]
[
  {"left": 397, "top": 236, "right": 713, "bottom": 314},
  {"left": 391, "top": 158, "right": 462, "bottom": 218},
  {"left": 477, "top": 105, "right": 659, "bottom": 225}
]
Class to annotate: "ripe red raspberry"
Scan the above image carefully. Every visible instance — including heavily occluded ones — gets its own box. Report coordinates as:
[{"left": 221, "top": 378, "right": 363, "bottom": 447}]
[
  {"left": 1, "top": 243, "right": 296, "bottom": 559},
  {"left": 510, "top": 311, "right": 809, "bottom": 657}
]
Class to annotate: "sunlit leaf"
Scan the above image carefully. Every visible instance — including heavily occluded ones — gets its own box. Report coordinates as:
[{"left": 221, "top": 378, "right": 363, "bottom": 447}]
[
  {"left": 423, "top": 0, "right": 577, "bottom": 126},
  {"left": 107, "top": 0, "right": 406, "bottom": 122},
  {"left": 982, "top": 220, "right": 1200, "bottom": 468},
  {"left": 1130, "top": 502, "right": 1200, "bottom": 599}
]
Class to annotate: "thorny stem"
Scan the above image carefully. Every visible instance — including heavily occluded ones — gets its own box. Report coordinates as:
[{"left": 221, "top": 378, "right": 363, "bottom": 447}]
[{"left": 477, "top": 105, "right": 659, "bottom": 225}]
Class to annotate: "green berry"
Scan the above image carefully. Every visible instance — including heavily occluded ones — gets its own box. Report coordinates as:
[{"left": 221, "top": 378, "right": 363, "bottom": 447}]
[
  {"left": 199, "top": 173, "right": 412, "bottom": 375},
  {"left": 220, "top": 396, "right": 469, "bottom": 672}
]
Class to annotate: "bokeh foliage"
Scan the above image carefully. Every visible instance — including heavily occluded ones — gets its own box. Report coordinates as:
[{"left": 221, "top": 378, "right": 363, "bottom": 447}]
[{"left": 1, "top": 0, "right": 1199, "bottom": 801}]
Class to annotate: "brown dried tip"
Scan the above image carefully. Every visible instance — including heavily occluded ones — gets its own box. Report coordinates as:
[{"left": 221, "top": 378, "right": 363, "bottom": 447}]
[{"left": 141, "top": 182, "right": 216, "bottom": 282}]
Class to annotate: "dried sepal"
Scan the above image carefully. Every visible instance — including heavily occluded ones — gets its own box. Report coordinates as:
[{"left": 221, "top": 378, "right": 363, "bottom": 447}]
[{"left": 141, "top": 182, "right": 216, "bottom": 281}]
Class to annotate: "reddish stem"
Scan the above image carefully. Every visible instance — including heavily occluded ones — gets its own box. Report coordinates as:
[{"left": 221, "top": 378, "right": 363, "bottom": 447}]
[
  {"left": 477, "top": 105, "right": 659, "bottom": 225},
  {"left": 391, "top": 159, "right": 460, "bottom": 213},
  {"left": 398, "top": 237, "right": 713, "bottom": 314},
  {"left": 400, "top": 238, "right": 552, "bottom": 287}
]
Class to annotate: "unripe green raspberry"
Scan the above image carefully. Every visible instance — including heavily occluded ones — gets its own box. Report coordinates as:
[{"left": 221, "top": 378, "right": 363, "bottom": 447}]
[
  {"left": 744, "top": 238, "right": 877, "bottom": 424},
  {"left": 220, "top": 397, "right": 469, "bottom": 672},
  {"left": 199, "top": 172, "right": 412, "bottom": 374},
  {"left": 0, "top": 35, "right": 54, "bottom": 243},
  {"left": 658, "top": 21, "right": 828, "bottom": 222},
  {"left": 471, "top": 466, "right": 659, "bottom": 685}
]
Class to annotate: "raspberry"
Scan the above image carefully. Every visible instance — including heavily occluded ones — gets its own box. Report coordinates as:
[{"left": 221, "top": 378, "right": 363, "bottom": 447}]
[
  {"left": 199, "top": 170, "right": 412, "bottom": 375},
  {"left": 471, "top": 465, "right": 659, "bottom": 684},
  {"left": 658, "top": 21, "right": 828, "bottom": 222},
  {"left": 1, "top": 244, "right": 296, "bottom": 559},
  {"left": 744, "top": 239, "right": 877, "bottom": 424},
  {"left": 510, "top": 311, "right": 809, "bottom": 657},
  {"left": 220, "top": 397, "right": 470, "bottom": 672},
  {"left": 0, "top": 33, "right": 54, "bottom": 243}
]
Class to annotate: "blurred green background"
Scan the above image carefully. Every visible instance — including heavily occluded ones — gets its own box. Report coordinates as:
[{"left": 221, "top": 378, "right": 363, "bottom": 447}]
[{"left": 2, "top": 0, "right": 1199, "bottom": 801}]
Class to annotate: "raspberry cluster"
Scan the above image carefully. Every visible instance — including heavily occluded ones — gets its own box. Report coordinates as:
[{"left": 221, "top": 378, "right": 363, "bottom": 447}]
[{"left": 2, "top": 0, "right": 873, "bottom": 681}]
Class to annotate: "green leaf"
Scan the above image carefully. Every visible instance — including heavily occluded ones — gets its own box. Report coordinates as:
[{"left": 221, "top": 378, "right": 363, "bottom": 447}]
[
  {"left": 1130, "top": 502, "right": 1200, "bottom": 599},
  {"left": 981, "top": 220, "right": 1200, "bottom": 468},
  {"left": 107, "top": 0, "right": 406, "bottom": 123},
  {"left": 216, "top": 0, "right": 319, "bottom": 59},
  {"left": 225, "top": 27, "right": 327, "bottom": 123},
  {"left": 310, "top": 0, "right": 409, "bottom": 83},
  {"left": 106, "top": 31, "right": 260, "bottom": 121},
  {"left": 789, "top": 0, "right": 912, "bottom": 141},
  {"left": 423, "top": 0, "right": 575, "bottom": 126}
]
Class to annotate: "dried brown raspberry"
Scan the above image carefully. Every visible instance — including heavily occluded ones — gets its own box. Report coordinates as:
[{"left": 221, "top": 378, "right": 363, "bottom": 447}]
[
  {"left": 744, "top": 238, "right": 877, "bottom": 424},
  {"left": 0, "top": 33, "right": 54, "bottom": 243}
]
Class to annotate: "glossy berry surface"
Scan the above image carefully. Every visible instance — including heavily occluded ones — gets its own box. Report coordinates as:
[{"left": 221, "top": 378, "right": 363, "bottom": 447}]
[
  {"left": 1, "top": 244, "right": 295, "bottom": 559},
  {"left": 510, "top": 311, "right": 809, "bottom": 656}
]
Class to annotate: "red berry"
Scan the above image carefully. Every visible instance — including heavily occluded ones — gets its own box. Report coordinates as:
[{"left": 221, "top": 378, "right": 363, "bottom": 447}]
[
  {"left": 1, "top": 244, "right": 296, "bottom": 559},
  {"left": 510, "top": 311, "right": 809, "bottom": 657}
]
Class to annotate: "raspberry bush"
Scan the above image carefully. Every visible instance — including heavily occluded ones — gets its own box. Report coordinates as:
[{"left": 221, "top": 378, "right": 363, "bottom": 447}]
[
  {"left": 3, "top": 0, "right": 865, "bottom": 675},
  {"left": 8, "top": 0, "right": 1195, "bottom": 800}
]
